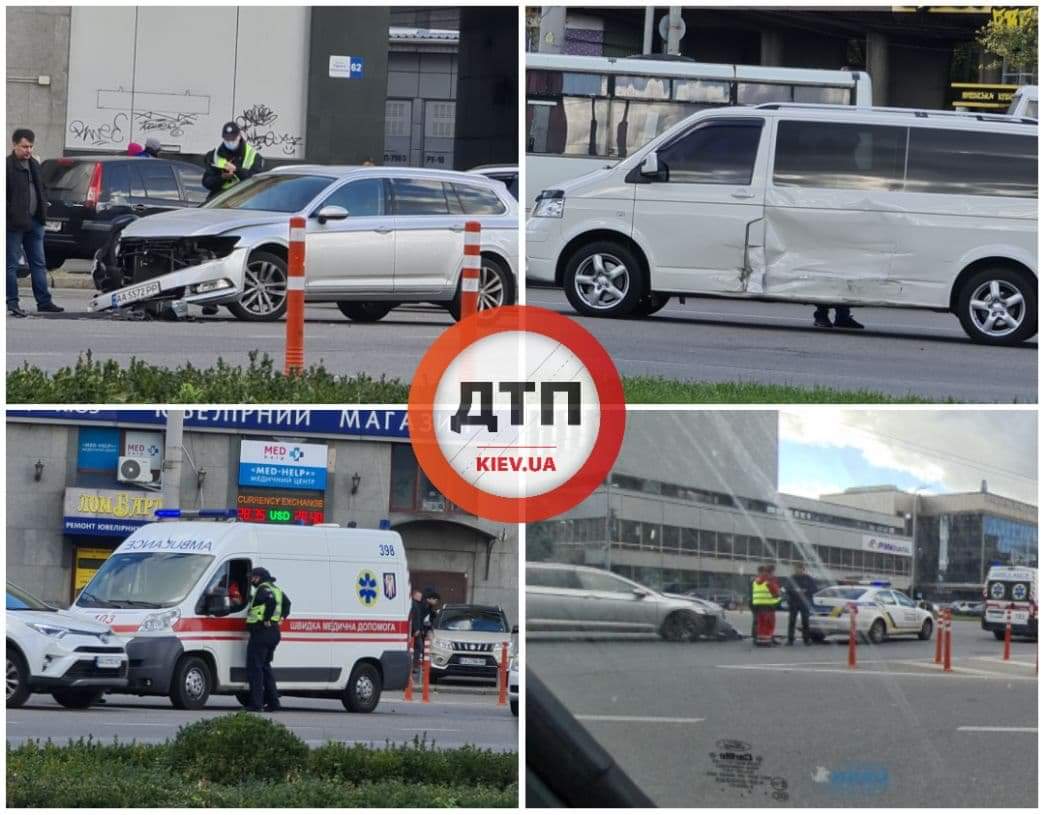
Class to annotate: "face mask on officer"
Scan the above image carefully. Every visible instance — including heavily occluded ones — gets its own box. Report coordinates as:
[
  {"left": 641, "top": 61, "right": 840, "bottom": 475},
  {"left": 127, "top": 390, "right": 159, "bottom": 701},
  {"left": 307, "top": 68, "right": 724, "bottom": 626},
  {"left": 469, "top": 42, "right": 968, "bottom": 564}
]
[{"left": 223, "top": 139, "right": 239, "bottom": 151}]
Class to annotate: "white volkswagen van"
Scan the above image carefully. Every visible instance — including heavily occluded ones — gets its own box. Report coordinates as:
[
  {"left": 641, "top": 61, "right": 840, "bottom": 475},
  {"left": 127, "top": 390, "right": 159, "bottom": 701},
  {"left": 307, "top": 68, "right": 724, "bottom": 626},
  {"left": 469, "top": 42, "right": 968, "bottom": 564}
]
[
  {"left": 982, "top": 565, "right": 1038, "bottom": 640},
  {"left": 527, "top": 103, "right": 1037, "bottom": 345},
  {"left": 67, "top": 512, "right": 411, "bottom": 711}
]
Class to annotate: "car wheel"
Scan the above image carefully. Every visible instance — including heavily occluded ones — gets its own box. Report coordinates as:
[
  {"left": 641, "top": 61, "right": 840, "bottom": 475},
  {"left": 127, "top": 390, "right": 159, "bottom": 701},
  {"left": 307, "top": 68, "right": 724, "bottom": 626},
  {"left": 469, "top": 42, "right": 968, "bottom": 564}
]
[
  {"left": 956, "top": 266, "right": 1037, "bottom": 346},
  {"left": 918, "top": 619, "right": 933, "bottom": 641},
  {"left": 449, "top": 255, "right": 514, "bottom": 320},
  {"left": 510, "top": 698, "right": 518, "bottom": 717},
  {"left": 994, "top": 630, "right": 1006, "bottom": 641},
  {"left": 169, "top": 656, "right": 211, "bottom": 710},
  {"left": 564, "top": 240, "right": 645, "bottom": 318},
  {"left": 428, "top": 672, "right": 439, "bottom": 685},
  {"left": 660, "top": 612, "right": 702, "bottom": 642},
  {"left": 336, "top": 302, "right": 396, "bottom": 322},
  {"left": 227, "top": 251, "right": 289, "bottom": 321},
  {"left": 868, "top": 619, "right": 887, "bottom": 645},
  {"left": 342, "top": 662, "right": 381, "bottom": 713},
  {"left": 632, "top": 293, "right": 670, "bottom": 317},
  {"left": 44, "top": 252, "right": 66, "bottom": 272},
  {"left": 6, "top": 648, "right": 31, "bottom": 709},
  {"left": 51, "top": 688, "right": 103, "bottom": 708}
]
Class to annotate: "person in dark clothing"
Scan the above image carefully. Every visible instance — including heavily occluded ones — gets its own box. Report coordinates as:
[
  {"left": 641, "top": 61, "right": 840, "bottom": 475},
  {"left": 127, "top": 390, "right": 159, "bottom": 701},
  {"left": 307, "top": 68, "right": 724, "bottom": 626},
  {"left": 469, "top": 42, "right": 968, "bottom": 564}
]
[
  {"left": 814, "top": 305, "right": 863, "bottom": 330},
  {"left": 202, "top": 122, "right": 264, "bottom": 202},
  {"left": 784, "top": 563, "right": 818, "bottom": 645},
  {"left": 244, "top": 566, "right": 284, "bottom": 712},
  {"left": 6, "top": 128, "right": 62, "bottom": 317},
  {"left": 409, "top": 588, "right": 429, "bottom": 670},
  {"left": 140, "top": 136, "right": 162, "bottom": 158}
]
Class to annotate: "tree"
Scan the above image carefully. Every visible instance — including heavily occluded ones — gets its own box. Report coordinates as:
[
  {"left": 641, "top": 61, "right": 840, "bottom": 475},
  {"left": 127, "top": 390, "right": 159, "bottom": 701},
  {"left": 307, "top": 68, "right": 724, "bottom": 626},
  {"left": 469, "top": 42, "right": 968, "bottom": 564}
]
[{"left": 978, "top": 7, "right": 1037, "bottom": 73}]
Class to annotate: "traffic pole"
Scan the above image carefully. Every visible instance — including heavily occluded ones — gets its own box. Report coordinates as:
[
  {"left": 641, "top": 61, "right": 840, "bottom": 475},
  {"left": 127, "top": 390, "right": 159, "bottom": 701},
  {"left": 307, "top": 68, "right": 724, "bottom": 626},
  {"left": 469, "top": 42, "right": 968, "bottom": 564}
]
[
  {"left": 847, "top": 603, "right": 857, "bottom": 669},
  {"left": 943, "top": 610, "right": 952, "bottom": 673},
  {"left": 1003, "top": 606, "right": 1013, "bottom": 661},
  {"left": 934, "top": 608, "right": 943, "bottom": 664},
  {"left": 460, "top": 221, "right": 481, "bottom": 319},
  {"left": 497, "top": 641, "right": 509, "bottom": 706},
  {"left": 422, "top": 638, "right": 431, "bottom": 704},
  {"left": 284, "top": 215, "right": 306, "bottom": 375},
  {"left": 403, "top": 633, "right": 414, "bottom": 702}
]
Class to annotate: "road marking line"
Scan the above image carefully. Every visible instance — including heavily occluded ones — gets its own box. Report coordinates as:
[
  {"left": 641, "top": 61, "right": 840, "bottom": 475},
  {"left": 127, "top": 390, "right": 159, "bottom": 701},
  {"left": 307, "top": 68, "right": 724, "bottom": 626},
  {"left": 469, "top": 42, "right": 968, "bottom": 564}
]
[
  {"left": 971, "top": 656, "right": 1036, "bottom": 666},
  {"left": 958, "top": 726, "right": 1037, "bottom": 733},
  {"left": 714, "top": 664, "right": 1037, "bottom": 681},
  {"left": 395, "top": 728, "right": 461, "bottom": 732},
  {"left": 575, "top": 715, "right": 704, "bottom": 724}
]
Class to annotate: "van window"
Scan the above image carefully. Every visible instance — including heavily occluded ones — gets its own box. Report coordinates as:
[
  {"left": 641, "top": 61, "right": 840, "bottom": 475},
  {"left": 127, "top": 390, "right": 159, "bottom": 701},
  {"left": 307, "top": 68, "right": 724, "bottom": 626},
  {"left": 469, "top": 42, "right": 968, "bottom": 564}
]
[
  {"left": 658, "top": 121, "right": 763, "bottom": 185},
  {"left": 392, "top": 178, "right": 450, "bottom": 215},
  {"left": 905, "top": 128, "right": 1037, "bottom": 199},
  {"left": 450, "top": 183, "right": 507, "bottom": 215},
  {"left": 76, "top": 552, "right": 213, "bottom": 608},
  {"left": 773, "top": 120, "right": 906, "bottom": 191},
  {"left": 527, "top": 567, "right": 582, "bottom": 590}
]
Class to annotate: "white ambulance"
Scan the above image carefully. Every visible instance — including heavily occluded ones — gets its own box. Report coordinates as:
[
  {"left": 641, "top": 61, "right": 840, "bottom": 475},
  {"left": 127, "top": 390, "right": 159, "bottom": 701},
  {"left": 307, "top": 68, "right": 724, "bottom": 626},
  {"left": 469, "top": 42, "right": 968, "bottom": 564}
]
[
  {"left": 67, "top": 511, "right": 411, "bottom": 711},
  {"left": 982, "top": 565, "right": 1038, "bottom": 640}
]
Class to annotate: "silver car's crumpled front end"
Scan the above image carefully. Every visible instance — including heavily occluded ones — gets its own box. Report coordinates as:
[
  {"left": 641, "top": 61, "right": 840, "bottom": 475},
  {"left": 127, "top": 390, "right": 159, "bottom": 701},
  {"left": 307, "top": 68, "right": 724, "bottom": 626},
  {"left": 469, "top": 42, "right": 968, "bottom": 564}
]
[{"left": 88, "top": 245, "right": 249, "bottom": 312}]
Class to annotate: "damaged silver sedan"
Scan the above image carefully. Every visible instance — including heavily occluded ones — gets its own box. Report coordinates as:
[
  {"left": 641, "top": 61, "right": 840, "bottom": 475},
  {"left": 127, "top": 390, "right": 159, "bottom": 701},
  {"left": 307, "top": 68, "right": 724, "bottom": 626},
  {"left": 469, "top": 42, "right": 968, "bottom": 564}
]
[{"left": 90, "top": 166, "right": 519, "bottom": 322}]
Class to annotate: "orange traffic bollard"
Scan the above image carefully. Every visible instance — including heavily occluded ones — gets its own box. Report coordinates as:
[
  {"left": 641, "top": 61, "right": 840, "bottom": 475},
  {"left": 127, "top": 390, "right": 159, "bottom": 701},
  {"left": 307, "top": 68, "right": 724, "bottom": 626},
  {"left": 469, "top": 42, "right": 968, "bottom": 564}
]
[
  {"left": 934, "top": 609, "right": 943, "bottom": 664},
  {"left": 497, "top": 641, "right": 509, "bottom": 706},
  {"left": 403, "top": 634, "right": 414, "bottom": 702},
  {"left": 422, "top": 638, "right": 431, "bottom": 704},
  {"left": 284, "top": 215, "right": 306, "bottom": 374},
  {"left": 847, "top": 603, "right": 857, "bottom": 669},
  {"left": 943, "top": 609, "right": 952, "bottom": 673},
  {"left": 459, "top": 221, "right": 481, "bottom": 318}
]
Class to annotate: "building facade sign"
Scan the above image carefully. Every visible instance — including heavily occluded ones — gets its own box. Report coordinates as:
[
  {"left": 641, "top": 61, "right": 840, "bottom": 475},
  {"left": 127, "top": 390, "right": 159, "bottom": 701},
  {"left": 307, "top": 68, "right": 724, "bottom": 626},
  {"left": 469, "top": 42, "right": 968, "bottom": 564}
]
[
  {"left": 238, "top": 440, "right": 329, "bottom": 490},
  {"left": 861, "top": 534, "right": 913, "bottom": 558},
  {"left": 63, "top": 487, "right": 163, "bottom": 537},
  {"left": 236, "top": 489, "right": 326, "bottom": 525}
]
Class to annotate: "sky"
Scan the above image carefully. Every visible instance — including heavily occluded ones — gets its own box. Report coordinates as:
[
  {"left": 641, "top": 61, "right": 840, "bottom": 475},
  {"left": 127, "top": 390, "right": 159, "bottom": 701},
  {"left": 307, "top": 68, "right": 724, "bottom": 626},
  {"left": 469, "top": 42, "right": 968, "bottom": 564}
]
[{"left": 778, "top": 410, "right": 1037, "bottom": 506}]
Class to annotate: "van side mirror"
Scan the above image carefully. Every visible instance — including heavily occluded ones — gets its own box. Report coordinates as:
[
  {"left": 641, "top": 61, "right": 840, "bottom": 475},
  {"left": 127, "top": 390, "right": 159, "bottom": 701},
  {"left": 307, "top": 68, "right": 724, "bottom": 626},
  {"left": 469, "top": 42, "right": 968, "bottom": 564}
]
[
  {"left": 205, "top": 591, "right": 230, "bottom": 616},
  {"left": 641, "top": 151, "right": 660, "bottom": 176},
  {"left": 632, "top": 587, "right": 650, "bottom": 598},
  {"left": 627, "top": 150, "right": 668, "bottom": 184},
  {"left": 316, "top": 205, "right": 349, "bottom": 224},
  {"left": 511, "top": 625, "right": 519, "bottom": 634}
]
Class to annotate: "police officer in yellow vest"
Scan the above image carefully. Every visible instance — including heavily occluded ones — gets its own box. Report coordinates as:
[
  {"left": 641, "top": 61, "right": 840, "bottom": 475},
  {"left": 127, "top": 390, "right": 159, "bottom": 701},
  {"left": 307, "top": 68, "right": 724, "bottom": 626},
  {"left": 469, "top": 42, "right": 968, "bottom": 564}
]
[
  {"left": 244, "top": 566, "right": 283, "bottom": 712},
  {"left": 751, "top": 564, "right": 782, "bottom": 647},
  {"left": 202, "top": 122, "right": 264, "bottom": 202}
]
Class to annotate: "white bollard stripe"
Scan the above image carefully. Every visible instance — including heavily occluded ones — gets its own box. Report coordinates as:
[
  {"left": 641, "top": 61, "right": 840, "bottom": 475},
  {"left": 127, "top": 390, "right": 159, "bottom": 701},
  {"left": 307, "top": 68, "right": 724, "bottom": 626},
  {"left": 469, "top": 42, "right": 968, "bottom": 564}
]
[
  {"left": 462, "top": 262, "right": 482, "bottom": 273},
  {"left": 287, "top": 277, "right": 305, "bottom": 291},
  {"left": 290, "top": 228, "right": 306, "bottom": 242},
  {"left": 462, "top": 278, "right": 480, "bottom": 293}
]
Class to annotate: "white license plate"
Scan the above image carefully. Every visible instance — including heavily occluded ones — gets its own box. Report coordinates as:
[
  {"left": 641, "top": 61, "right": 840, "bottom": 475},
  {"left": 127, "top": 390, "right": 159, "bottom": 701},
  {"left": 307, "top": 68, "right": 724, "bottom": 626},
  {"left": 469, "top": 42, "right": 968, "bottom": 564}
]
[
  {"left": 96, "top": 654, "right": 123, "bottom": 669},
  {"left": 459, "top": 657, "right": 486, "bottom": 666},
  {"left": 1010, "top": 611, "right": 1030, "bottom": 624},
  {"left": 44, "top": 220, "right": 62, "bottom": 232},
  {"left": 112, "top": 280, "right": 161, "bottom": 307}
]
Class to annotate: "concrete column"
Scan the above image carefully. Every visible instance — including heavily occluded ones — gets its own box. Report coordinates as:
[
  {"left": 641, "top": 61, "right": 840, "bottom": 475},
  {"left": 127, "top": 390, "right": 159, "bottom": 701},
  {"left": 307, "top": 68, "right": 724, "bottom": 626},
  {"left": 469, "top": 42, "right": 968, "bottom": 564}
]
[
  {"left": 760, "top": 30, "right": 783, "bottom": 67},
  {"left": 665, "top": 7, "right": 683, "bottom": 56},
  {"left": 162, "top": 411, "right": 184, "bottom": 510},
  {"left": 538, "top": 6, "right": 566, "bottom": 54},
  {"left": 866, "top": 32, "right": 890, "bottom": 106}
]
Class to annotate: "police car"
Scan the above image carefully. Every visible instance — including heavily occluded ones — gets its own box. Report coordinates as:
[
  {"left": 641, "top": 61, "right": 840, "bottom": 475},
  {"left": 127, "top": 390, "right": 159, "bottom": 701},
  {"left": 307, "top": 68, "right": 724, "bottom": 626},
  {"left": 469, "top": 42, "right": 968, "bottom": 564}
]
[{"left": 809, "top": 583, "right": 935, "bottom": 644}]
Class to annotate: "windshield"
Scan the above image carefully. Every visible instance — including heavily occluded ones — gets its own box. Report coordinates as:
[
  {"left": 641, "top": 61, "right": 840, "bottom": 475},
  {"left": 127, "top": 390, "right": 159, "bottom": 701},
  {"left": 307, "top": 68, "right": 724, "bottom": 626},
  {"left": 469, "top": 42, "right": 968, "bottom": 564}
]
[
  {"left": 526, "top": 409, "right": 1038, "bottom": 808},
  {"left": 435, "top": 608, "right": 508, "bottom": 632},
  {"left": 75, "top": 552, "right": 213, "bottom": 608},
  {"left": 7, "top": 584, "right": 53, "bottom": 611},
  {"left": 203, "top": 174, "right": 333, "bottom": 213}
]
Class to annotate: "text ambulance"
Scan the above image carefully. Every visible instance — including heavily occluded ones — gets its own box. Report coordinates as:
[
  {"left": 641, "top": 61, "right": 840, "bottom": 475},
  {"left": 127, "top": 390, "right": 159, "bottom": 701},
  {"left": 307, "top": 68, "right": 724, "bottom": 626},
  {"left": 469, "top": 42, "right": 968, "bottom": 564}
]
[
  {"left": 982, "top": 565, "right": 1038, "bottom": 640},
  {"left": 67, "top": 515, "right": 411, "bottom": 710}
]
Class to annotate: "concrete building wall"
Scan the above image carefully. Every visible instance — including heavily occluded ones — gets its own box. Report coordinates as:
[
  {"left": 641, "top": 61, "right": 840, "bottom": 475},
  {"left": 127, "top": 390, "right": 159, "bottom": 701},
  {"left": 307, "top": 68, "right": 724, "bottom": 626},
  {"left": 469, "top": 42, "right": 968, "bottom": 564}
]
[{"left": 6, "top": 6, "right": 71, "bottom": 161}]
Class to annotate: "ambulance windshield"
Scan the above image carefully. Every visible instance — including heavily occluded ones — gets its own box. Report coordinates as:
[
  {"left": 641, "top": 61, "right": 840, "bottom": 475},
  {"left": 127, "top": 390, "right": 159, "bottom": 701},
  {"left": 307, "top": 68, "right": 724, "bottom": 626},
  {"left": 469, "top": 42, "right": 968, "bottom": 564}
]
[{"left": 76, "top": 552, "right": 214, "bottom": 609}]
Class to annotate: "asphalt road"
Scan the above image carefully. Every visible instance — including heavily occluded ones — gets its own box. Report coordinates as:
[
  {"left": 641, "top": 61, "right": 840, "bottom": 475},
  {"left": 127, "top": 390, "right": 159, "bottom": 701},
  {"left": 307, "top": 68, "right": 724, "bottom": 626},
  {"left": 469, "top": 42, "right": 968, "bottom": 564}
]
[
  {"left": 7, "top": 689, "right": 517, "bottom": 752},
  {"left": 526, "top": 287, "right": 1038, "bottom": 403},
  {"left": 7, "top": 287, "right": 453, "bottom": 380},
  {"left": 528, "top": 617, "right": 1037, "bottom": 808}
]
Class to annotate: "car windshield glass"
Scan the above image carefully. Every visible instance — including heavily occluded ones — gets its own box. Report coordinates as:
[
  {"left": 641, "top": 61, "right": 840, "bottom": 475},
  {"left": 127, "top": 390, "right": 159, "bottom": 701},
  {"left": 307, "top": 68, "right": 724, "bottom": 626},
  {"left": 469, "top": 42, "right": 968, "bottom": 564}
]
[
  {"left": 204, "top": 174, "right": 333, "bottom": 212},
  {"left": 436, "top": 609, "right": 507, "bottom": 632},
  {"left": 525, "top": 409, "right": 1038, "bottom": 808},
  {"left": 74, "top": 552, "right": 213, "bottom": 608},
  {"left": 7, "top": 584, "right": 53, "bottom": 611}
]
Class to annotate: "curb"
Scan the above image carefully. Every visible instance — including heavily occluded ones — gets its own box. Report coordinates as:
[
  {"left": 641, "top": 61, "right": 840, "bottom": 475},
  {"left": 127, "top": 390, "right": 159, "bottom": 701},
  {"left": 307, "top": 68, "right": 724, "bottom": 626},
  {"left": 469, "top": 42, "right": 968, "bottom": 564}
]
[{"left": 18, "top": 269, "right": 95, "bottom": 290}]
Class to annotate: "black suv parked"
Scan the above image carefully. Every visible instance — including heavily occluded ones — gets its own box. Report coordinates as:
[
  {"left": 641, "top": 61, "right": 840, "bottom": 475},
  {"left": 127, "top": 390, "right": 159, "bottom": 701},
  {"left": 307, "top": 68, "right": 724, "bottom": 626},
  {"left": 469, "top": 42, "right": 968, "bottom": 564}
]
[{"left": 39, "top": 157, "right": 207, "bottom": 270}]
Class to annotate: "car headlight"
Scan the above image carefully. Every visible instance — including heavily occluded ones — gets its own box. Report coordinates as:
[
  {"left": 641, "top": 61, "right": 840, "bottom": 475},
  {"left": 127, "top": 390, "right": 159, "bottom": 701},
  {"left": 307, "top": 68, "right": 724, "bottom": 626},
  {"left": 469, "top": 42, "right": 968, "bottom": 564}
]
[
  {"left": 532, "top": 194, "right": 564, "bottom": 218},
  {"left": 27, "top": 622, "right": 71, "bottom": 639},
  {"left": 138, "top": 608, "right": 181, "bottom": 633},
  {"left": 432, "top": 638, "right": 452, "bottom": 651}
]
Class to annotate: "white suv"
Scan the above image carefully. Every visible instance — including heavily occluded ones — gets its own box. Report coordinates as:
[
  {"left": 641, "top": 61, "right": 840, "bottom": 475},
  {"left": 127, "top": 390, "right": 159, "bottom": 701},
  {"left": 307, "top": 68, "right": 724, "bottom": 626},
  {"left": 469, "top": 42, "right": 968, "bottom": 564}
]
[
  {"left": 528, "top": 103, "right": 1037, "bottom": 345},
  {"left": 7, "top": 583, "right": 128, "bottom": 708}
]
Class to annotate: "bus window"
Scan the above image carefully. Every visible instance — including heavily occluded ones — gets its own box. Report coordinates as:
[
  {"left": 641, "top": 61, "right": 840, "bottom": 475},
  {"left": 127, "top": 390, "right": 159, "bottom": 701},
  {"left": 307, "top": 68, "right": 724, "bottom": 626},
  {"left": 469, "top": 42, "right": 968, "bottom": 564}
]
[
  {"left": 614, "top": 75, "right": 671, "bottom": 100},
  {"left": 738, "top": 82, "right": 794, "bottom": 104},
  {"left": 674, "top": 79, "right": 731, "bottom": 104},
  {"left": 795, "top": 85, "right": 852, "bottom": 105}
]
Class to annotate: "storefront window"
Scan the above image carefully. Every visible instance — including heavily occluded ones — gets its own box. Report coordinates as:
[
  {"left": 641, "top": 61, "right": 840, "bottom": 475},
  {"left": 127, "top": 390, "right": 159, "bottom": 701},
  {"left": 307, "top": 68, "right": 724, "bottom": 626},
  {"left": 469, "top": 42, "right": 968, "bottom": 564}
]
[{"left": 389, "top": 444, "right": 459, "bottom": 514}]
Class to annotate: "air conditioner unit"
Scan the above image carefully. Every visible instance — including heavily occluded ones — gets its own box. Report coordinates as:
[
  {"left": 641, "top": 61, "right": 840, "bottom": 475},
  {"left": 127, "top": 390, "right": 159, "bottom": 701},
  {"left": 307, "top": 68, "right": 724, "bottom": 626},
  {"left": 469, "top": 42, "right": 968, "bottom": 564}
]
[{"left": 118, "top": 456, "right": 154, "bottom": 484}]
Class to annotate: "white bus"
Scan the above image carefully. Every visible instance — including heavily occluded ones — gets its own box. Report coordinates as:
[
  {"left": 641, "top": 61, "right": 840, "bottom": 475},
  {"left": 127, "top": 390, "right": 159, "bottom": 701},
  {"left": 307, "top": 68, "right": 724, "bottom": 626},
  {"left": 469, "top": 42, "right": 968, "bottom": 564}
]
[{"left": 526, "top": 52, "right": 872, "bottom": 203}]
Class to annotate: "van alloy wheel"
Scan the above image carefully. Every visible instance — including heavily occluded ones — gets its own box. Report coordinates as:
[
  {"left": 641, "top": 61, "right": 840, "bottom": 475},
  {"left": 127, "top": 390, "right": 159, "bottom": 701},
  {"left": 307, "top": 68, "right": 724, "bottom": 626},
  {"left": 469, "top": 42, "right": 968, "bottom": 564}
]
[
  {"left": 184, "top": 665, "right": 207, "bottom": 700},
  {"left": 240, "top": 259, "right": 288, "bottom": 317},
  {"left": 968, "top": 279, "right": 1025, "bottom": 338},
  {"left": 478, "top": 261, "right": 506, "bottom": 310},
  {"left": 574, "top": 253, "right": 630, "bottom": 310},
  {"left": 354, "top": 672, "right": 376, "bottom": 706}
]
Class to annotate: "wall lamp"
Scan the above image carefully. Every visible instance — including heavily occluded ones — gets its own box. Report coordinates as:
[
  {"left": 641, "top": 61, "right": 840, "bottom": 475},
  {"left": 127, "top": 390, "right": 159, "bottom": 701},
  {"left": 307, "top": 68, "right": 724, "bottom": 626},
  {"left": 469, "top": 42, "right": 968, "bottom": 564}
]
[
  {"left": 350, "top": 472, "right": 361, "bottom": 495},
  {"left": 34, "top": 460, "right": 44, "bottom": 482}
]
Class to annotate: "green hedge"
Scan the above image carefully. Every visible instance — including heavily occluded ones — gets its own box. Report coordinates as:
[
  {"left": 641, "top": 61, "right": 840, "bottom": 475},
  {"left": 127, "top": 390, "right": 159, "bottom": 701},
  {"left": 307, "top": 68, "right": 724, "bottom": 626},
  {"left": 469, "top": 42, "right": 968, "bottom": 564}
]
[
  {"left": 7, "top": 717, "right": 518, "bottom": 808},
  {"left": 6, "top": 351, "right": 409, "bottom": 403}
]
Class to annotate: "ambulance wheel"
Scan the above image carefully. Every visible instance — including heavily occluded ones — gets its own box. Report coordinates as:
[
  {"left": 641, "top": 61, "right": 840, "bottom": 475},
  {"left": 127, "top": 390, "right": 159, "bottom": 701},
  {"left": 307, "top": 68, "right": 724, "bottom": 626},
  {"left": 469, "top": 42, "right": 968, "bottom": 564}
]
[
  {"left": 510, "top": 698, "right": 518, "bottom": 717},
  {"left": 342, "top": 663, "right": 381, "bottom": 713},
  {"left": 235, "top": 691, "right": 252, "bottom": 707},
  {"left": 867, "top": 619, "right": 887, "bottom": 645},
  {"left": 994, "top": 630, "right": 1006, "bottom": 641},
  {"left": 52, "top": 688, "right": 103, "bottom": 708},
  {"left": 170, "top": 656, "right": 212, "bottom": 710},
  {"left": 918, "top": 619, "right": 933, "bottom": 641}
]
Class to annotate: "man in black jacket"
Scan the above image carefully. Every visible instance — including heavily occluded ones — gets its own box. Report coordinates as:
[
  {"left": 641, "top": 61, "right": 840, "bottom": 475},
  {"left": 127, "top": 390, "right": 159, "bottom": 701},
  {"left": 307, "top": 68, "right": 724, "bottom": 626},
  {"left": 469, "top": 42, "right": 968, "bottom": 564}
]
[
  {"left": 6, "top": 128, "right": 62, "bottom": 317},
  {"left": 784, "top": 562, "right": 818, "bottom": 645},
  {"left": 202, "top": 122, "right": 265, "bottom": 202},
  {"left": 409, "top": 588, "right": 429, "bottom": 671}
]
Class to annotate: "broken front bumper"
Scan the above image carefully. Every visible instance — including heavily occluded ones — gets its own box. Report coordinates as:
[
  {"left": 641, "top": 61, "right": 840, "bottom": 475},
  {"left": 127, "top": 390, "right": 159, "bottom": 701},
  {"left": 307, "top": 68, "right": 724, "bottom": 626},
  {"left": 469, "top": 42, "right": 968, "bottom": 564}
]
[{"left": 88, "top": 247, "right": 249, "bottom": 312}]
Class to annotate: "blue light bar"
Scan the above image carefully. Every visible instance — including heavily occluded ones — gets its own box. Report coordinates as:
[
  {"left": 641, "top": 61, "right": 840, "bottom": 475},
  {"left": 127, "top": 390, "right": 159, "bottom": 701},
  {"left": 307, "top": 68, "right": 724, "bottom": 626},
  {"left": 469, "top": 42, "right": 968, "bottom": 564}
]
[
  {"left": 198, "top": 509, "right": 239, "bottom": 518},
  {"left": 154, "top": 508, "right": 238, "bottom": 519},
  {"left": 155, "top": 509, "right": 182, "bottom": 518},
  {"left": 869, "top": 581, "right": 892, "bottom": 587}
]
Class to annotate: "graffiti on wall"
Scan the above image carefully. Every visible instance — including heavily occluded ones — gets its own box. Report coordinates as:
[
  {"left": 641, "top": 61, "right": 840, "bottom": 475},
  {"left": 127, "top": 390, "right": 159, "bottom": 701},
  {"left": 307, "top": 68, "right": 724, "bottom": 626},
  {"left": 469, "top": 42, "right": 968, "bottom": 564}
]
[{"left": 236, "top": 103, "right": 304, "bottom": 156}]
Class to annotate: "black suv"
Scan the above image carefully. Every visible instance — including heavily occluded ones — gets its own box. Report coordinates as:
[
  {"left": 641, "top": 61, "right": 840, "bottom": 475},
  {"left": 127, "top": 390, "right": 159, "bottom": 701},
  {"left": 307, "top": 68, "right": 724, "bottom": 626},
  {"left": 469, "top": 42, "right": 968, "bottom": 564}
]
[{"left": 39, "top": 156, "right": 207, "bottom": 270}]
